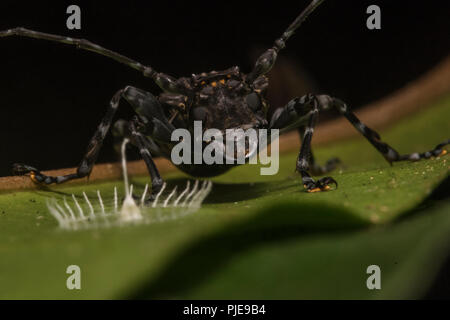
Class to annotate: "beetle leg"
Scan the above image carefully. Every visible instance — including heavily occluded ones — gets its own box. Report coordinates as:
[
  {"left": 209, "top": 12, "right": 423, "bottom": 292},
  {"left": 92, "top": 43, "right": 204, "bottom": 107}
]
[
  {"left": 111, "top": 118, "right": 164, "bottom": 202},
  {"left": 294, "top": 97, "right": 337, "bottom": 192},
  {"left": 315, "top": 95, "right": 450, "bottom": 164},
  {"left": 128, "top": 118, "right": 164, "bottom": 200},
  {"left": 12, "top": 86, "right": 175, "bottom": 187},
  {"left": 112, "top": 119, "right": 164, "bottom": 158},
  {"left": 158, "top": 92, "right": 191, "bottom": 128},
  {"left": 118, "top": 88, "right": 175, "bottom": 199},
  {"left": 121, "top": 86, "right": 176, "bottom": 143},
  {"left": 13, "top": 88, "right": 126, "bottom": 184},
  {"left": 298, "top": 126, "right": 340, "bottom": 175},
  {"left": 271, "top": 93, "right": 449, "bottom": 192},
  {"left": 269, "top": 96, "right": 312, "bottom": 133},
  {"left": 270, "top": 94, "right": 337, "bottom": 192}
]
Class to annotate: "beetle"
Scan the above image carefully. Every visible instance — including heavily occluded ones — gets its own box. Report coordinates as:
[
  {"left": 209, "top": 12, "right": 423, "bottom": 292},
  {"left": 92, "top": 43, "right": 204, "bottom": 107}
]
[{"left": 1, "top": 0, "right": 448, "bottom": 200}]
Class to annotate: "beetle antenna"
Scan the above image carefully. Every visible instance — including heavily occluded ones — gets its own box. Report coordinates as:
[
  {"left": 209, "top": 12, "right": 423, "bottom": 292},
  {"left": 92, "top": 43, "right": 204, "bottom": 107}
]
[
  {"left": 274, "top": 0, "right": 325, "bottom": 51},
  {"left": 247, "top": 0, "right": 325, "bottom": 82},
  {"left": 0, "top": 28, "right": 180, "bottom": 92}
]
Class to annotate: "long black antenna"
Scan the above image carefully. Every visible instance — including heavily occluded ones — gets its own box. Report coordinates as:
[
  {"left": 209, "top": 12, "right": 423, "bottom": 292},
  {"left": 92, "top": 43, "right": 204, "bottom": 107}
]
[
  {"left": 247, "top": 0, "right": 325, "bottom": 82},
  {"left": 274, "top": 0, "right": 325, "bottom": 51},
  {"left": 0, "top": 27, "right": 181, "bottom": 92}
]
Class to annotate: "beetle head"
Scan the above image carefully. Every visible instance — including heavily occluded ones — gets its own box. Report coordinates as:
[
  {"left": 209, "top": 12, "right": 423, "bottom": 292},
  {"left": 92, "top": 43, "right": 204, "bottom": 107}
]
[
  {"left": 188, "top": 68, "right": 271, "bottom": 163},
  {"left": 190, "top": 67, "right": 269, "bottom": 133}
]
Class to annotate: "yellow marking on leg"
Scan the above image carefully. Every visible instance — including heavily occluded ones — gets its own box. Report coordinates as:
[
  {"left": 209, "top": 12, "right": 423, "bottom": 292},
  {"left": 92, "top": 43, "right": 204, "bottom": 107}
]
[
  {"left": 219, "top": 79, "right": 225, "bottom": 85},
  {"left": 30, "top": 172, "right": 39, "bottom": 183},
  {"left": 307, "top": 188, "right": 321, "bottom": 193},
  {"left": 438, "top": 149, "right": 448, "bottom": 157}
]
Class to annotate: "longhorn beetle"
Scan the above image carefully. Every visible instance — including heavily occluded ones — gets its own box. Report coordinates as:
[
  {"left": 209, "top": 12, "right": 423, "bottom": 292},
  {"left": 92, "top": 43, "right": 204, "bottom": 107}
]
[{"left": 1, "top": 0, "right": 448, "bottom": 200}]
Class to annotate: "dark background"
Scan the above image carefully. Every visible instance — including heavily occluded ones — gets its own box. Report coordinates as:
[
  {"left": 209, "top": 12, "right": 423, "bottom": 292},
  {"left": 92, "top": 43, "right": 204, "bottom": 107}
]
[{"left": 0, "top": 0, "right": 449, "bottom": 176}]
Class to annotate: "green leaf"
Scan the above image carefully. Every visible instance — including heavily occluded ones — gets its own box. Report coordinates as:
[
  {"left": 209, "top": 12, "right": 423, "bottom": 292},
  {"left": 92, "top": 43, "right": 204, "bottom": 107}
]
[
  {"left": 133, "top": 197, "right": 450, "bottom": 299},
  {"left": 0, "top": 94, "right": 448, "bottom": 299}
]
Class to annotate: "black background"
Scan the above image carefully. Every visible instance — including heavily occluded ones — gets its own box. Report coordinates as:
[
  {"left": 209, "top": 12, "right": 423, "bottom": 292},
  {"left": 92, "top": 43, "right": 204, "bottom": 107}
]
[{"left": 0, "top": 0, "right": 448, "bottom": 176}]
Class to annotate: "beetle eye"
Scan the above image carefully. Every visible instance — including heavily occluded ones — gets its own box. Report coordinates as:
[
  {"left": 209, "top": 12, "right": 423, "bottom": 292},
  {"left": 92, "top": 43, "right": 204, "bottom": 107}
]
[{"left": 246, "top": 92, "right": 261, "bottom": 111}]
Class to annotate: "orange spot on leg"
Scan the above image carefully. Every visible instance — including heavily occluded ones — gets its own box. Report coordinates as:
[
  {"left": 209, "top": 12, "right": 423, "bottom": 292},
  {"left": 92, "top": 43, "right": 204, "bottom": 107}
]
[{"left": 30, "top": 172, "right": 38, "bottom": 183}]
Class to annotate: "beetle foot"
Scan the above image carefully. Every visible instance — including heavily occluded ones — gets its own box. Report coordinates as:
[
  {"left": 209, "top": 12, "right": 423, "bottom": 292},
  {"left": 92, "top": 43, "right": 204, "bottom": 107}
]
[
  {"left": 12, "top": 163, "right": 35, "bottom": 175},
  {"left": 304, "top": 176, "right": 338, "bottom": 193},
  {"left": 12, "top": 163, "right": 41, "bottom": 183}
]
